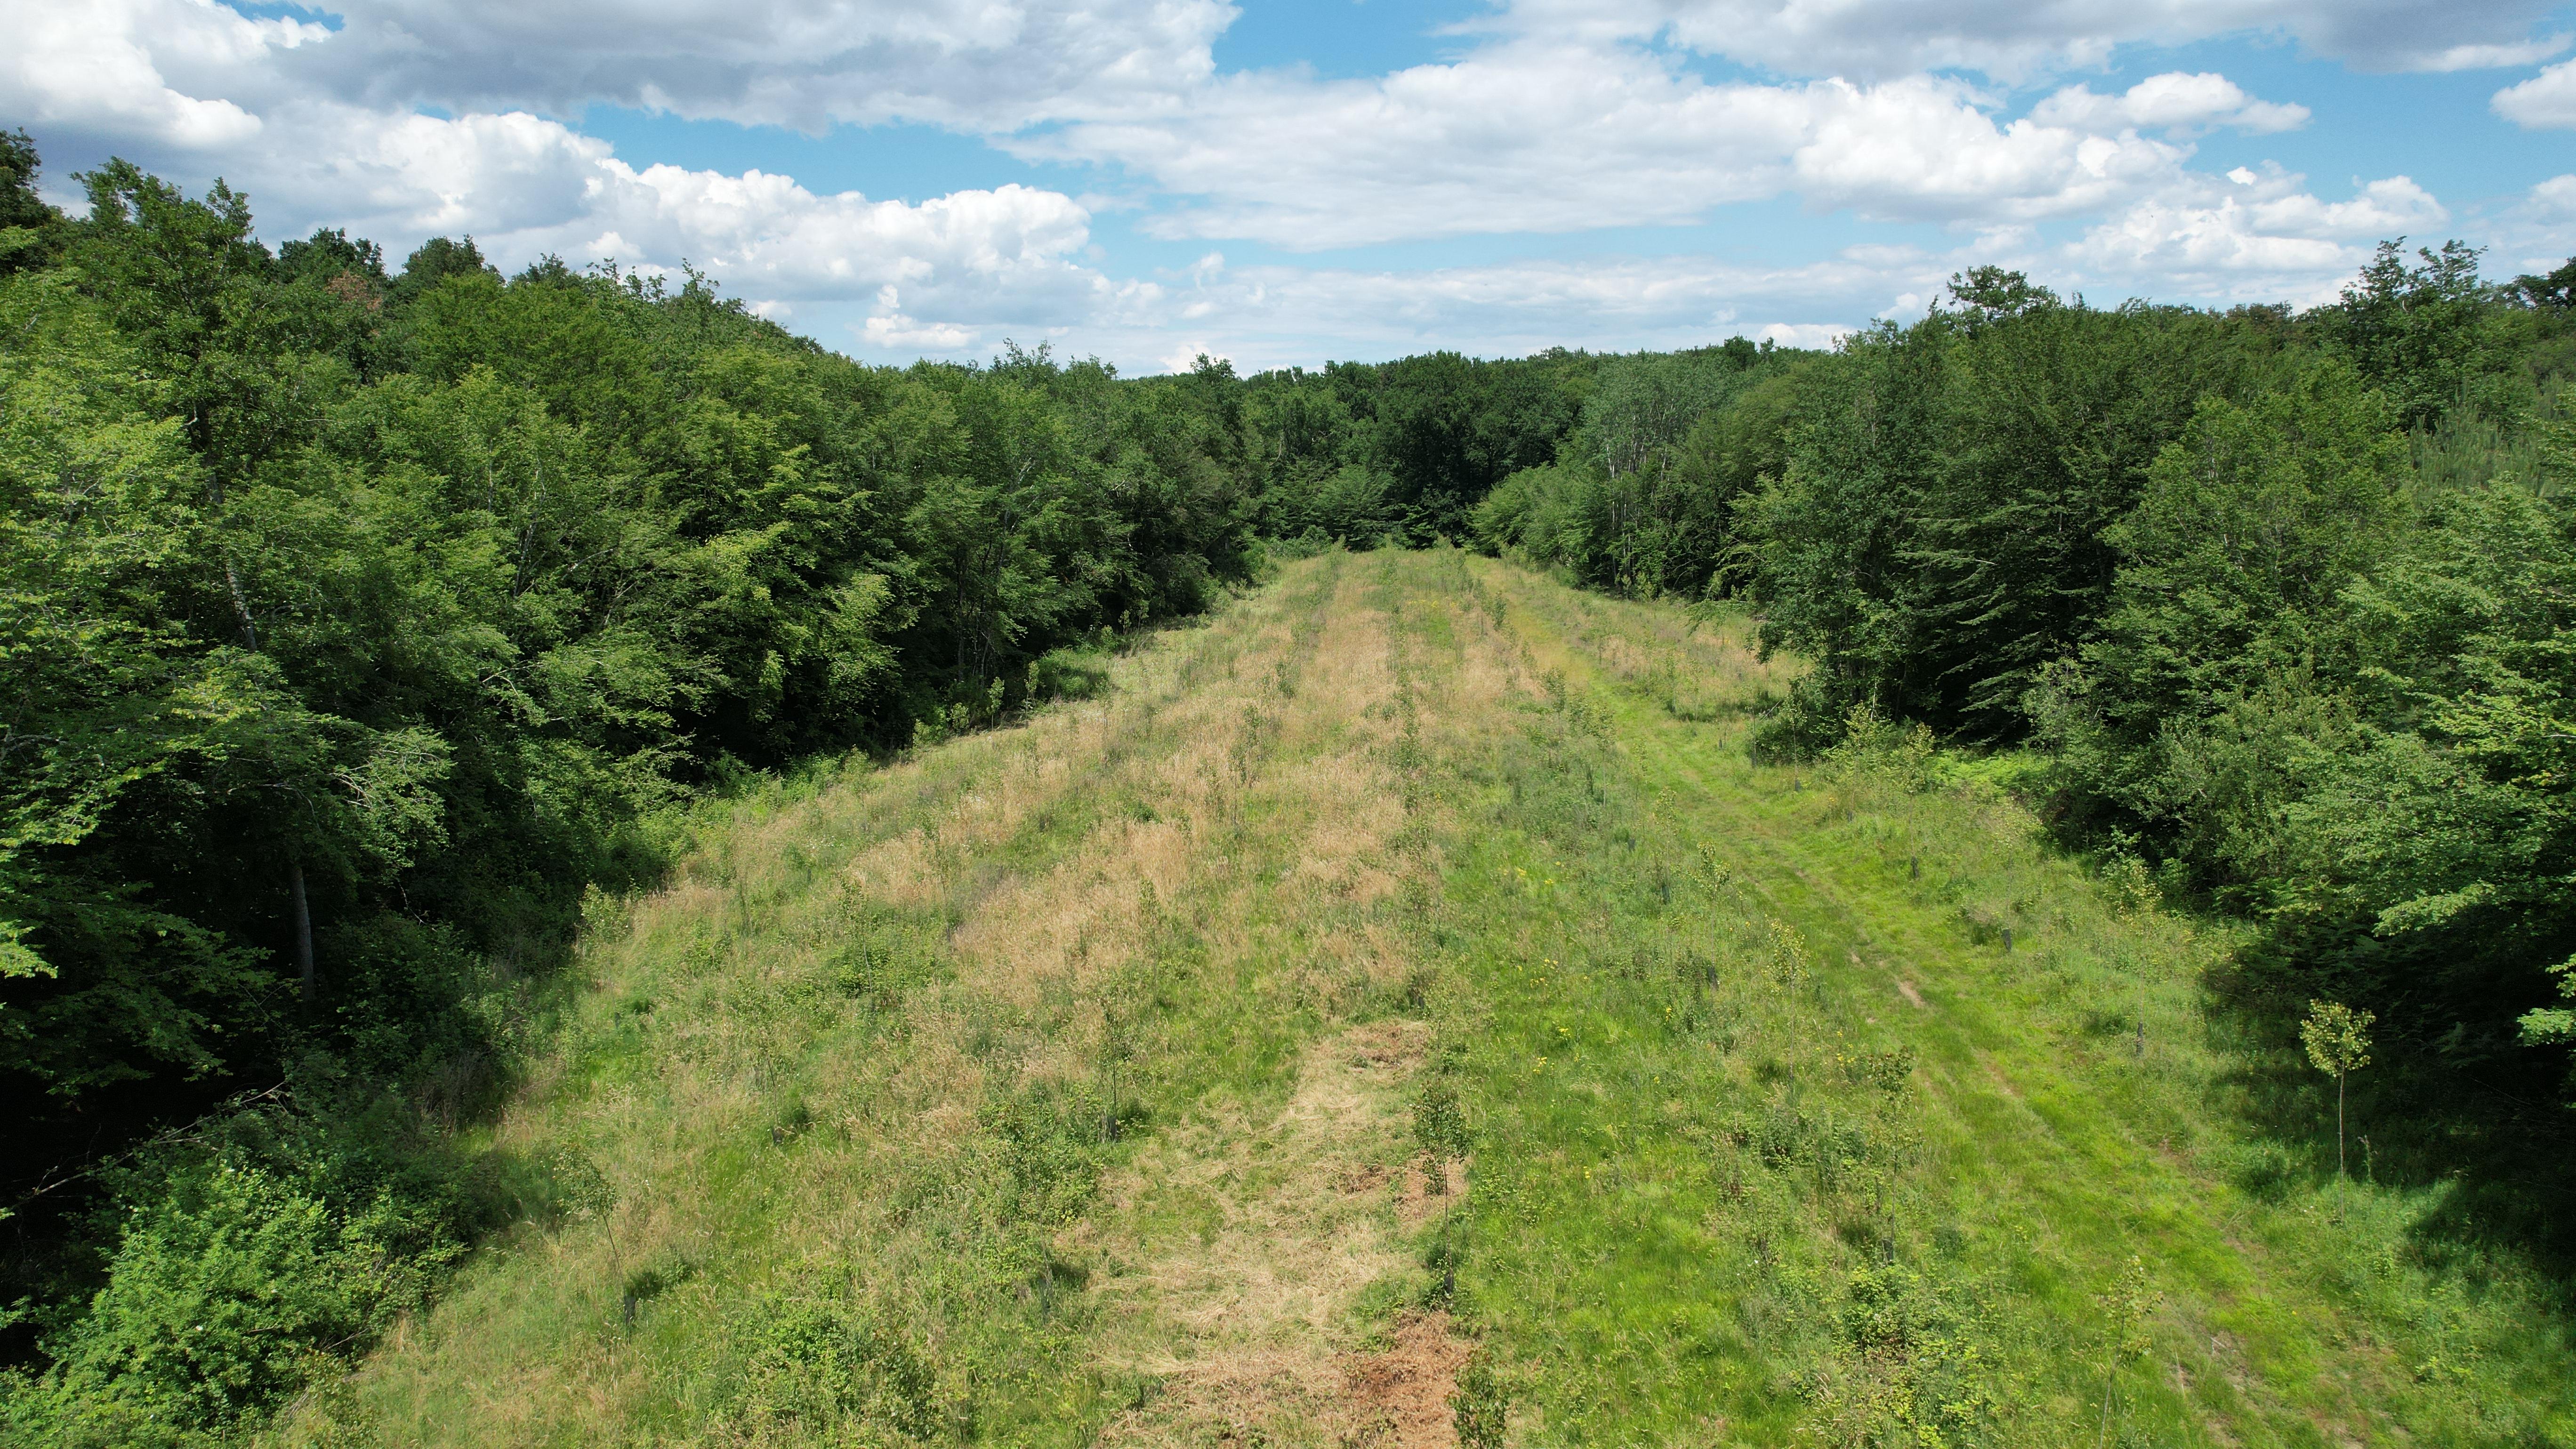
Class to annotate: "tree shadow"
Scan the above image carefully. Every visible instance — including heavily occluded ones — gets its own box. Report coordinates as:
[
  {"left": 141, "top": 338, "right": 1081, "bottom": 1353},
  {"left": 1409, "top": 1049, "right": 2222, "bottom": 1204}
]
[{"left": 2201, "top": 943, "right": 2576, "bottom": 1302}]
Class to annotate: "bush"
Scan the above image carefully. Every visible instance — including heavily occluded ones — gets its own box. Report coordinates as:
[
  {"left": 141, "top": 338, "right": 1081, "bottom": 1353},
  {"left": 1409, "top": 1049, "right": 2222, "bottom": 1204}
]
[
  {"left": 731, "top": 1295, "right": 944, "bottom": 1442},
  {"left": 1451, "top": 1346, "right": 1507, "bottom": 1449},
  {"left": 21, "top": 1163, "right": 455, "bottom": 1439}
]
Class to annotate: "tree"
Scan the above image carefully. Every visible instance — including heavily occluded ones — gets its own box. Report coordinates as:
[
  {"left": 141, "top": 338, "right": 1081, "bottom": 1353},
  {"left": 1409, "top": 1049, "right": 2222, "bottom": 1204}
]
[
  {"left": 2300, "top": 1000, "right": 2373, "bottom": 1180},
  {"left": 2322, "top": 239, "right": 2497, "bottom": 431},
  {"left": 390, "top": 235, "right": 494, "bottom": 304},
  {"left": 2511, "top": 256, "right": 2575, "bottom": 312},
  {"left": 0, "top": 128, "right": 62, "bottom": 274},
  {"left": 1944, "top": 265, "right": 2056, "bottom": 330}
]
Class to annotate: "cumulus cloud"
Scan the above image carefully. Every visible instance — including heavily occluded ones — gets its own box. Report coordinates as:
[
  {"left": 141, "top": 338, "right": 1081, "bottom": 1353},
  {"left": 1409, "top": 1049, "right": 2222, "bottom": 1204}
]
[
  {"left": 1513, "top": 0, "right": 2572, "bottom": 80},
  {"left": 2494, "top": 59, "right": 2576, "bottom": 128},
  {"left": 1022, "top": 44, "right": 1799, "bottom": 246},
  {"left": 1067, "top": 250, "right": 1940, "bottom": 369},
  {"left": 2472, "top": 175, "right": 2576, "bottom": 276},
  {"left": 1786, "top": 76, "right": 2188, "bottom": 224},
  {"left": 2029, "top": 72, "right": 2310, "bottom": 134},
  {"left": 1063, "top": 154, "right": 2453, "bottom": 367},
  {"left": 0, "top": 0, "right": 2541, "bottom": 369},
  {"left": 1022, "top": 55, "right": 2322, "bottom": 244},
  {"left": 2416, "top": 36, "right": 2570, "bottom": 72},
  {"left": 2532, "top": 174, "right": 2576, "bottom": 222},
  {"left": 2, "top": 0, "right": 1129, "bottom": 335},
  {"left": 9, "top": 0, "right": 1233, "bottom": 137},
  {"left": 0, "top": 0, "right": 317, "bottom": 150},
  {"left": 2060, "top": 166, "right": 2444, "bottom": 302}
]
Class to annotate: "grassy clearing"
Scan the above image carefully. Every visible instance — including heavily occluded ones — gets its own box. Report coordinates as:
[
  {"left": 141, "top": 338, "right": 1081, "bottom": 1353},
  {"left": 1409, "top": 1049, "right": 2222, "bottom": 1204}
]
[
  {"left": 1438, "top": 558, "right": 2576, "bottom": 1447},
  {"left": 270, "top": 549, "right": 1482, "bottom": 1448},
  {"left": 272, "top": 549, "right": 2574, "bottom": 1447}
]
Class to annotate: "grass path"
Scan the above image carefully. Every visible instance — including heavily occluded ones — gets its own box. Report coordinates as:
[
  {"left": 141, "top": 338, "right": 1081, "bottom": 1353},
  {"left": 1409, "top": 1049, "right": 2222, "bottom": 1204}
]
[
  {"left": 1441, "top": 557, "right": 2574, "bottom": 1446},
  {"left": 278, "top": 550, "right": 2575, "bottom": 1449}
]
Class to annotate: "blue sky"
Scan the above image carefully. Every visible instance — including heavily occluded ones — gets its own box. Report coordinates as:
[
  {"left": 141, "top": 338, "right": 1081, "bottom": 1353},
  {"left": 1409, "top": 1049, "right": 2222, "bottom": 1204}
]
[{"left": 11, "top": 0, "right": 2576, "bottom": 371}]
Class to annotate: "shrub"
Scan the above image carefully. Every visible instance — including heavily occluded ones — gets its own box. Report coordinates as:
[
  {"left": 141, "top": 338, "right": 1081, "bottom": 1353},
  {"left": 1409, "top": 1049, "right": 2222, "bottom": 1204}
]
[
  {"left": 1414, "top": 1076, "right": 1473, "bottom": 1164},
  {"left": 1451, "top": 1346, "right": 1507, "bottom": 1449},
  {"left": 25, "top": 1163, "right": 454, "bottom": 1438},
  {"left": 731, "top": 1296, "right": 942, "bottom": 1441}
]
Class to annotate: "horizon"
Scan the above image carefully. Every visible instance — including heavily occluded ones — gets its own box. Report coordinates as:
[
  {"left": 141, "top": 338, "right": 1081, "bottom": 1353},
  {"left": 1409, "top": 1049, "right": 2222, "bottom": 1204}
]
[{"left": 10, "top": 0, "right": 2576, "bottom": 374}]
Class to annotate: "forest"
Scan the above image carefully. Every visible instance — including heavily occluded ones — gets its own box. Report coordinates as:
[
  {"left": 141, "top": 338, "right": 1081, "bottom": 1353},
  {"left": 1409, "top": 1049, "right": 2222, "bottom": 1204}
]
[{"left": 4, "top": 129, "right": 2576, "bottom": 1443}]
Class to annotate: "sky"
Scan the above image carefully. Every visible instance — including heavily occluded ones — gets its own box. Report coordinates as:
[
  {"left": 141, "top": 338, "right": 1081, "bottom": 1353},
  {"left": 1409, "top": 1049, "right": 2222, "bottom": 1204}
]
[{"left": 8, "top": 0, "right": 2576, "bottom": 373}]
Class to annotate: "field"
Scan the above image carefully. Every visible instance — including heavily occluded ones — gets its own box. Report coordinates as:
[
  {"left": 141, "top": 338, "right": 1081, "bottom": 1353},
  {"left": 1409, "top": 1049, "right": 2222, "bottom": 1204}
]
[{"left": 275, "top": 549, "right": 2576, "bottom": 1447}]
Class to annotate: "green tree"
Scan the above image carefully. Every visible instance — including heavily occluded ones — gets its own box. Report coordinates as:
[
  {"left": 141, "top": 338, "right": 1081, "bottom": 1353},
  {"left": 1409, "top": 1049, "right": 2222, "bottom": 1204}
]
[
  {"left": 0, "top": 129, "right": 62, "bottom": 274},
  {"left": 2032, "top": 359, "right": 2405, "bottom": 883},
  {"left": 2322, "top": 239, "right": 2502, "bottom": 431},
  {"left": 2300, "top": 1000, "right": 2374, "bottom": 1179}
]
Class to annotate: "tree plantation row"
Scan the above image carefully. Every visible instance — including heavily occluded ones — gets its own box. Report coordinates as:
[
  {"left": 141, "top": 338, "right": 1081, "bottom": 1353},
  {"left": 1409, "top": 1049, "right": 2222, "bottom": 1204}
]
[{"left": 3, "top": 129, "right": 2575, "bottom": 1441}]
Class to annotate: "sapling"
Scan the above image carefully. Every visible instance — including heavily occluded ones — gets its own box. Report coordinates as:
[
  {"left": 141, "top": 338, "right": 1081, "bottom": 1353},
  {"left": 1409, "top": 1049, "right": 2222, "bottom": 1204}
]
[
  {"left": 2095, "top": 1254, "right": 2159, "bottom": 1448},
  {"left": 2299, "top": 1000, "right": 2374, "bottom": 1182},
  {"left": 1452, "top": 1347, "right": 1507, "bottom": 1449}
]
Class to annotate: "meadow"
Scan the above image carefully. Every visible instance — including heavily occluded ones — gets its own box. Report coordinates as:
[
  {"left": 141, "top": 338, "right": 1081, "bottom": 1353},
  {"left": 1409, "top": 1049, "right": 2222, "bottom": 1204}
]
[{"left": 262, "top": 548, "right": 2576, "bottom": 1448}]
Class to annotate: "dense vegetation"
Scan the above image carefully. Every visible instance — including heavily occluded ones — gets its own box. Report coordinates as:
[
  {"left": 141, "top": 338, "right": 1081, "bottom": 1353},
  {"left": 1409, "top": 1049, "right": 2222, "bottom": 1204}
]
[
  {"left": 1473, "top": 251, "right": 2576, "bottom": 1235},
  {"left": 5, "top": 127, "right": 2576, "bottom": 1443},
  {"left": 0, "top": 138, "right": 1271, "bottom": 1440}
]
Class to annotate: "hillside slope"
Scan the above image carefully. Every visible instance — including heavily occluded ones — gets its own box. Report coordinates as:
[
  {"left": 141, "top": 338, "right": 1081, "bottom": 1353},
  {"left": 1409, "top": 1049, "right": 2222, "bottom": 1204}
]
[{"left": 276, "top": 550, "right": 2575, "bottom": 1448}]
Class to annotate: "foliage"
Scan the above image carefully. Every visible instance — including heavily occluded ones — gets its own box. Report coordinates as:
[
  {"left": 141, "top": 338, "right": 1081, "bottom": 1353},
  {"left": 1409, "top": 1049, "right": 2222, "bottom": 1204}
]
[
  {"left": 0, "top": 143, "right": 1257, "bottom": 1431},
  {"left": 1241, "top": 350, "right": 1589, "bottom": 545},
  {"left": 1472, "top": 346, "right": 1801, "bottom": 598},
  {"left": 2301, "top": 1000, "right": 2375, "bottom": 1080},
  {"left": 1451, "top": 1346, "right": 1507, "bottom": 1449}
]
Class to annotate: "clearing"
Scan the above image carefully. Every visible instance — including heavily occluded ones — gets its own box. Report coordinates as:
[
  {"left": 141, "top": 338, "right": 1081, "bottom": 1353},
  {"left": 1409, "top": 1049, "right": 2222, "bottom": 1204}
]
[{"left": 281, "top": 549, "right": 2576, "bottom": 1448}]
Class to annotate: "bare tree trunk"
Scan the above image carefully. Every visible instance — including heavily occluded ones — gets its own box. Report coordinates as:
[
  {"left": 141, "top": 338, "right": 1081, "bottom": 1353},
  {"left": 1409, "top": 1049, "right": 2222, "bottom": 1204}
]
[
  {"left": 223, "top": 559, "right": 258, "bottom": 649},
  {"left": 289, "top": 859, "right": 315, "bottom": 1008}
]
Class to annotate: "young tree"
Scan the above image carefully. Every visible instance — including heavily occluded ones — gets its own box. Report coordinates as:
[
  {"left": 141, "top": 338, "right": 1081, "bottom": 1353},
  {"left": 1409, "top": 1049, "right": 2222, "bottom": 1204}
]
[
  {"left": 0, "top": 128, "right": 63, "bottom": 274},
  {"left": 2300, "top": 1000, "right": 2374, "bottom": 1180}
]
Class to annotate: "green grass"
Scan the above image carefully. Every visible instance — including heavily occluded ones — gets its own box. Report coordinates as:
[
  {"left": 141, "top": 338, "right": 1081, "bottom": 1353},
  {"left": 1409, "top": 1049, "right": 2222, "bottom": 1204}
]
[
  {"left": 1431, "top": 558, "right": 2576, "bottom": 1447},
  {"left": 266, "top": 548, "right": 2576, "bottom": 1447}
]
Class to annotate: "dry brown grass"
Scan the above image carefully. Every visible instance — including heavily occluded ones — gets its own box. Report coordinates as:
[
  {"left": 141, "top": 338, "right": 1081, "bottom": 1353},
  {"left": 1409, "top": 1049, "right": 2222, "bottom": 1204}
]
[
  {"left": 297, "top": 551, "right": 1531, "bottom": 1448},
  {"left": 1085, "top": 1024, "right": 1441, "bottom": 1447}
]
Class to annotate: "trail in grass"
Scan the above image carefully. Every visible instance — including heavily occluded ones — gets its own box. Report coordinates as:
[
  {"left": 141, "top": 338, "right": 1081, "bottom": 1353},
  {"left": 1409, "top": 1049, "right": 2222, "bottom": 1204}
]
[
  {"left": 1436, "top": 556, "right": 2576, "bottom": 1447},
  {"left": 285, "top": 549, "right": 2576, "bottom": 1449},
  {"left": 304, "top": 551, "right": 1515, "bottom": 1448}
]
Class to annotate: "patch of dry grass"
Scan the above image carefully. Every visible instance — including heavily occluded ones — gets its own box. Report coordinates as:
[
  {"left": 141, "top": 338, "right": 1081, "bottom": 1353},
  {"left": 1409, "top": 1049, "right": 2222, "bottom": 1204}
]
[{"left": 279, "top": 550, "right": 1525, "bottom": 1448}]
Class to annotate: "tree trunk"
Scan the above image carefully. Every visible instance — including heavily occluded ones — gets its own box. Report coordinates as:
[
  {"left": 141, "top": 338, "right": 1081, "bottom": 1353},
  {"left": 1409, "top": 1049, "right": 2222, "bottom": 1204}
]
[
  {"left": 289, "top": 859, "right": 315, "bottom": 1008},
  {"left": 2336, "top": 1071, "right": 2347, "bottom": 1179}
]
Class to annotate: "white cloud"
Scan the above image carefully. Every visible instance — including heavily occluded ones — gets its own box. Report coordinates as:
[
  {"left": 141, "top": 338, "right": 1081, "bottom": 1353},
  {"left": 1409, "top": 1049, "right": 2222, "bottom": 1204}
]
[
  {"left": 2030, "top": 72, "right": 2309, "bottom": 134},
  {"left": 1080, "top": 250, "right": 1935, "bottom": 369},
  {"left": 1758, "top": 322, "right": 1856, "bottom": 348},
  {"left": 1021, "top": 43, "right": 1802, "bottom": 246},
  {"left": 2478, "top": 175, "right": 2576, "bottom": 275},
  {"left": 0, "top": 0, "right": 318, "bottom": 150},
  {"left": 2533, "top": 174, "right": 2576, "bottom": 221},
  {"left": 0, "top": 0, "right": 1122, "bottom": 322},
  {"left": 2063, "top": 168, "right": 2445, "bottom": 302},
  {"left": 1104, "top": 162, "right": 2446, "bottom": 367},
  {"left": 1, "top": 0, "right": 2543, "bottom": 371},
  {"left": 861, "top": 306, "right": 980, "bottom": 353},
  {"left": 2494, "top": 59, "right": 2576, "bottom": 128},
  {"left": 44, "top": 0, "right": 1234, "bottom": 135},
  {"left": 1528, "top": 0, "right": 2571, "bottom": 80},
  {"left": 1787, "top": 76, "right": 2189, "bottom": 224},
  {"left": 1157, "top": 339, "right": 1224, "bottom": 373},
  {"left": 1022, "top": 55, "right": 2319, "bottom": 244},
  {"left": 2415, "top": 35, "right": 2569, "bottom": 72}
]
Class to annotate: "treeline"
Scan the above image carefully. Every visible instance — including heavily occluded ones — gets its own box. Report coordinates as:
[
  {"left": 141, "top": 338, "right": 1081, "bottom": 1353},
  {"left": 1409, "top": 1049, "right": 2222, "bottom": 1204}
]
[
  {"left": 0, "top": 138, "right": 1270, "bottom": 1441},
  {"left": 1476, "top": 255, "right": 2576, "bottom": 1187}
]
